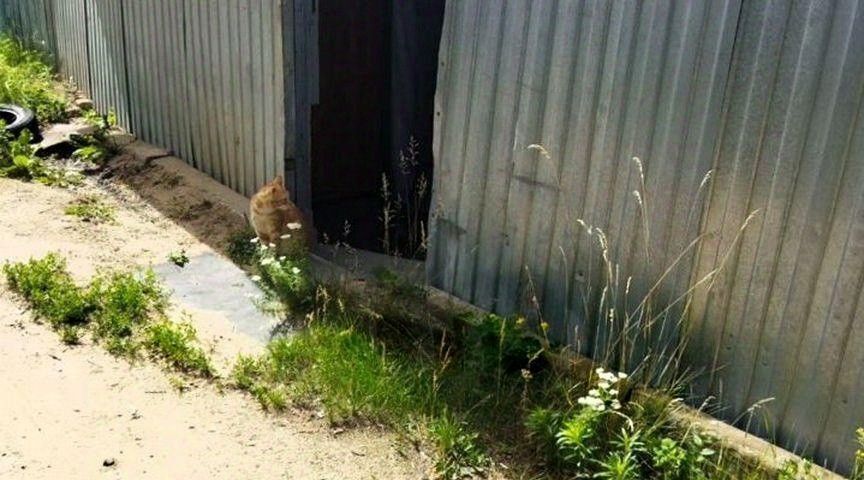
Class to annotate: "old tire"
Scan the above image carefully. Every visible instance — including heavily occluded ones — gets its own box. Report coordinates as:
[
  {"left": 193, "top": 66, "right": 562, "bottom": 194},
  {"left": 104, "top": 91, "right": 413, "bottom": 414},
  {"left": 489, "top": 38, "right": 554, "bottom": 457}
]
[{"left": 0, "top": 104, "right": 41, "bottom": 142}]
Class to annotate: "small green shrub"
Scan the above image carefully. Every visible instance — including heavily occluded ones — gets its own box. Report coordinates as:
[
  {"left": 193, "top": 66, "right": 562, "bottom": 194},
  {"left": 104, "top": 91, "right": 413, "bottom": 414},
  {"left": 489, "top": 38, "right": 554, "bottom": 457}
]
[
  {"left": 226, "top": 227, "right": 257, "bottom": 265},
  {"left": 0, "top": 36, "right": 67, "bottom": 122},
  {"left": 2, "top": 253, "right": 95, "bottom": 326},
  {"left": 461, "top": 314, "right": 543, "bottom": 374},
  {"left": 252, "top": 242, "right": 314, "bottom": 314},
  {"left": 59, "top": 325, "right": 83, "bottom": 345},
  {"left": 65, "top": 194, "right": 116, "bottom": 223},
  {"left": 0, "top": 128, "right": 81, "bottom": 186},
  {"left": 777, "top": 459, "right": 819, "bottom": 480},
  {"left": 144, "top": 320, "right": 213, "bottom": 377},
  {"left": 70, "top": 109, "right": 119, "bottom": 165},
  {"left": 428, "top": 415, "right": 489, "bottom": 480},
  {"left": 88, "top": 269, "right": 166, "bottom": 355},
  {"left": 168, "top": 249, "right": 189, "bottom": 268},
  {"left": 852, "top": 428, "right": 864, "bottom": 480},
  {"left": 525, "top": 407, "right": 567, "bottom": 467}
]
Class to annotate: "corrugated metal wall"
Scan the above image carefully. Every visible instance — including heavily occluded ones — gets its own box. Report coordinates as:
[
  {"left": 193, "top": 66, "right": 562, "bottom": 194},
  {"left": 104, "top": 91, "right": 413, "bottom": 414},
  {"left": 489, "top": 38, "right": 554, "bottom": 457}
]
[
  {"left": 0, "top": 0, "right": 289, "bottom": 197},
  {"left": 50, "top": 0, "right": 90, "bottom": 91},
  {"left": 0, "top": 0, "right": 53, "bottom": 51},
  {"left": 430, "top": 0, "right": 863, "bottom": 473},
  {"left": 689, "top": 0, "right": 864, "bottom": 470}
]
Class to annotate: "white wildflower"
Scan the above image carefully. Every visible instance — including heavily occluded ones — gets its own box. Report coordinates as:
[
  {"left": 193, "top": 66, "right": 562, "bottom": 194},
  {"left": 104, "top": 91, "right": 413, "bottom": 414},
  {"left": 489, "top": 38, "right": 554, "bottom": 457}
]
[
  {"left": 280, "top": 233, "right": 292, "bottom": 239},
  {"left": 250, "top": 275, "right": 261, "bottom": 282},
  {"left": 259, "top": 257, "right": 274, "bottom": 266},
  {"left": 609, "top": 389, "right": 618, "bottom": 396},
  {"left": 598, "top": 380, "right": 611, "bottom": 390},
  {"left": 278, "top": 256, "right": 286, "bottom": 261},
  {"left": 291, "top": 267, "right": 301, "bottom": 274},
  {"left": 268, "top": 243, "right": 276, "bottom": 248},
  {"left": 286, "top": 222, "right": 302, "bottom": 230},
  {"left": 617, "top": 372, "right": 628, "bottom": 380},
  {"left": 588, "top": 389, "right": 600, "bottom": 396},
  {"left": 250, "top": 237, "right": 259, "bottom": 244}
]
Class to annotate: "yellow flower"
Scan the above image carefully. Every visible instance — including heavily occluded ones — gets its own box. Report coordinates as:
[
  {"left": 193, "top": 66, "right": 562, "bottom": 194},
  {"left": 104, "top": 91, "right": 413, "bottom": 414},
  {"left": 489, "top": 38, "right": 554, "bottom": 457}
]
[{"left": 540, "top": 322, "right": 550, "bottom": 332}]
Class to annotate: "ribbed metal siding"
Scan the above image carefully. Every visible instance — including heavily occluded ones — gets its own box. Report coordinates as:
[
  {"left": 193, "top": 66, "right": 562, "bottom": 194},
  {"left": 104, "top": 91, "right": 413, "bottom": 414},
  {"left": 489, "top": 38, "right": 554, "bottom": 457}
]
[
  {"left": 0, "top": 0, "right": 52, "bottom": 50},
  {"left": 689, "top": 0, "right": 864, "bottom": 471},
  {"left": 50, "top": 0, "right": 90, "bottom": 91},
  {"left": 430, "top": 0, "right": 863, "bottom": 474},
  {"left": 0, "top": 0, "right": 288, "bottom": 198},
  {"left": 85, "top": 0, "right": 129, "bottom": 128},
  {"left": 430, "top": 0, "right": 739, "bottom": 345}
]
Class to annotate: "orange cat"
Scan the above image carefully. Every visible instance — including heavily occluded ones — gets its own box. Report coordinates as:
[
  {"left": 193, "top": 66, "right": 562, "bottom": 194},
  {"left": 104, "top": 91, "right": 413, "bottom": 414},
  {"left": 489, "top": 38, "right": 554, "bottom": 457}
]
[{"left": 249, "top": 175, "right": 315, "bottom": 249}]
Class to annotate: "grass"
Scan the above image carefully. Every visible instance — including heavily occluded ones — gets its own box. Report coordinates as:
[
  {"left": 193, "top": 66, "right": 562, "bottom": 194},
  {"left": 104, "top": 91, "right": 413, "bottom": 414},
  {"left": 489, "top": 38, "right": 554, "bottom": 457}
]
[
  {"left": 225, "top": 158, "right": 862, "bottom": 480},
  {"left": 3, "top": 253, "right": 213, "bottom": 379},
  {"left": 144, "top": 320, "right": 213, "bottom": 377},
  {"left": 0, "top": 35, "right": 67, "bottom": 123},
  {"left": 65, "top": 194, "right": 116, "bottom": 223},
  {"left": 70, "top": 109, "right": 121, "bottom": 165},
  {"left": 2, "top": 253, "right": 95, "bottom": 326}
]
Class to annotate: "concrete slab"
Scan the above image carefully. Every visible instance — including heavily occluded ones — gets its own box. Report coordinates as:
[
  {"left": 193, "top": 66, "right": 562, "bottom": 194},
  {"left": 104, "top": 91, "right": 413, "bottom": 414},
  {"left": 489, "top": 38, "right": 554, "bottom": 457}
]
[
  {"left": 35, "top": 119, "right": 96, "bottom": 155},
  {"left": 152, "top": 251, "right": 283, "bottom": 344}
]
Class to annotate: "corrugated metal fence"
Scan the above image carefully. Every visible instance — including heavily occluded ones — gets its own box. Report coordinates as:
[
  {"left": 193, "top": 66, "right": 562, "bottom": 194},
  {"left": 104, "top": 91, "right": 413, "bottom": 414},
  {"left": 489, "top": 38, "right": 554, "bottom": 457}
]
[
  {"left": 0, "top": 0, "right": 288, "bottom": 197},
  {"left": 429, "top": 0, "right": 863, "bottom": 473}
]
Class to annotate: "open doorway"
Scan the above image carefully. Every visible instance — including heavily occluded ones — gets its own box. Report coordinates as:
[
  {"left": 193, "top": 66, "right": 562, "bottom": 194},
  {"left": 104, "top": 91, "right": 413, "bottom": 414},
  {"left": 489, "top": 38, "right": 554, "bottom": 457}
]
[{"left": 310, "top": 0, "right": 445, "bottom": 259}]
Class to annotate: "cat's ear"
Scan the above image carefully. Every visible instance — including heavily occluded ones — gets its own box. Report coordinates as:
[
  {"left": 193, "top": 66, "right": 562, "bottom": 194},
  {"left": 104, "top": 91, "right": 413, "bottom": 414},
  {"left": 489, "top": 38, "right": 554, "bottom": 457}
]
[{"left": 272, "top": 174, "right": 284, "bottom": 187}]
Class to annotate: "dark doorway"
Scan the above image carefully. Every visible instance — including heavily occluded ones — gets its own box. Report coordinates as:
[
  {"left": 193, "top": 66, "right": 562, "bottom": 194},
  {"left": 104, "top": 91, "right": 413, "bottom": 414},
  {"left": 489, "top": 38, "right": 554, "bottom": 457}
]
[{"left": 311, "top": 0, "right": 445, "bottom": 258}]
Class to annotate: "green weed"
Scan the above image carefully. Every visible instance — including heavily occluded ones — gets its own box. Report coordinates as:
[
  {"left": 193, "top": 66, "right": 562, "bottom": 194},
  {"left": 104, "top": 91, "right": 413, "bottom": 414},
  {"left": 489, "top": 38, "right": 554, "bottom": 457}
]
[
  {"left": 59, "top": 325, "right": 83, "bottom": 345},
  {"left": 2, "top": 253, "right": 95, "bottom": 327},
  {"left": 88, "top": 269, "right": 166, "bottom": 355},
  {"left": 168, "top": 250, "right": 189, "bottom": 268},
  {"left": 226, "top": 226, "right": 257, "bottom": 265},
  {"left": 0, "top": 128, "right": 81, "bottom": 186},
  {"left": 5, "top": 253, "right": 217, "bottom": 381},
  {"left": 65, "top": 194, "right": 116, "bottom": 223},
  {"left": 251, "top": 242, "right": 314, "bottom": 314},
  {"left": 853, "top": 428, "right": 864, "bottom": 480},
  {"left": 234, "top": 326, "right": 426, "bottom": 423},
  {"left": 428, "top": 415, "right": 489, "bottom": 480},
  {"left": 0, "top": 36, "right": 67, "bottom": 122},
  {"left": 144, "top": 320, "right": 213, "bottom": 377},
  {"left": 70, "top": 109, "right": 120, "bottom": 165}
]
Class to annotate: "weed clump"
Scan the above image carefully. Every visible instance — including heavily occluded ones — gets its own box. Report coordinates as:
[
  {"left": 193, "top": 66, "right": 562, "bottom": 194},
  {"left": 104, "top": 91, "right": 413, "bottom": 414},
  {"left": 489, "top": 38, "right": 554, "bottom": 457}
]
[
  {"left": 2, "top": 253, "right": 95, "bottom": 326},
  {"left": 226, "top": 226, "right": 257, "bottom": 265},
  {"left": 70, "top": 109, "right": 121, "bottom": 165},
  {"left": 429, "top": 415, "right": 489, "bottom": 480},
  {"left": 0, "top": 36, "right": 67, "bottom": 122},
  {"left": 233, "top": 326, "right": 426, "bottom": 423},
  {"left": 88, "top": 269, "right": 165, "bottom": 355},
  {"left": 854, "top": 427, "right": 864, "bottom": 480},
  {"left": 0, "top": 128, "right": 81, "bottom": 186},
  {"left": 65, "top": 194, "right": 116, "bottom": 223},
  {"left": 144, "top": 320, "right": 213, "bottom": 377},
  {"left": 248, "top": 238, "right": 314, "bottom": 315},
  {"left": 4, "top": 254, "right": 213, "bottom": 379},
  {"left": 168, "top": 249, "right": 189, "bottom": 268}
]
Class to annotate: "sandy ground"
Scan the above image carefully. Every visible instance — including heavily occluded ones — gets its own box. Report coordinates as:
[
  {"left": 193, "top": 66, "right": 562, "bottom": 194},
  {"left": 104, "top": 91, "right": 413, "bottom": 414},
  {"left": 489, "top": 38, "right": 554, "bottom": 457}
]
[{"left": 0, "top": 153, "right": 429, "bottom": 479}]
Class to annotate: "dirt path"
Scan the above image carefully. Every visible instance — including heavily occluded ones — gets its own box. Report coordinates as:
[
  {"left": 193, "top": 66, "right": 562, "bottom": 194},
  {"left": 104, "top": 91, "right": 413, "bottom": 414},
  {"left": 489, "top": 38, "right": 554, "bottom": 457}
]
[{"left": 0, "top": 157, "right": 429, "bottom": 479}]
